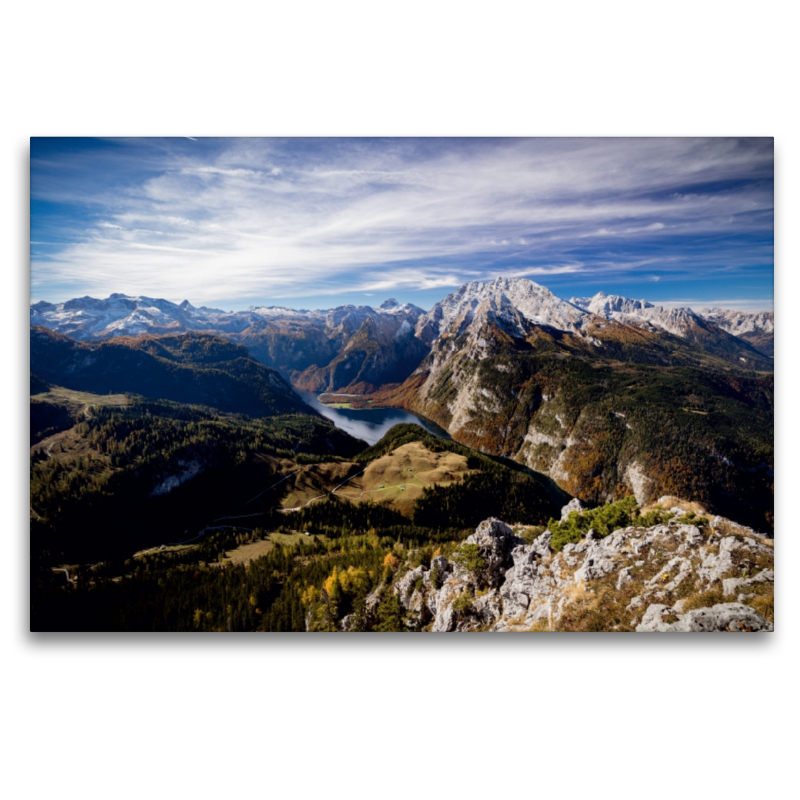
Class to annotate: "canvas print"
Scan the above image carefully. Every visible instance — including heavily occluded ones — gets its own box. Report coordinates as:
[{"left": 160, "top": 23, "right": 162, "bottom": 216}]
[{"left": 30, "top": 138, "right": 774, "bottom": 632}]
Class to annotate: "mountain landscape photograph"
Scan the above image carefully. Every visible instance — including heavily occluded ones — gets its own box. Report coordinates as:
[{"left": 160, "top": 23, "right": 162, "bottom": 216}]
[{"left": 30, "top": 136, "right": 774, "bottom": 633}]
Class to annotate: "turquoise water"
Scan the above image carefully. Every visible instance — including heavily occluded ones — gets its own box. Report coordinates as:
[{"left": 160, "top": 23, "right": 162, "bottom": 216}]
[{"left": 298, "top": 392, "right": 450, "bottom": 446}]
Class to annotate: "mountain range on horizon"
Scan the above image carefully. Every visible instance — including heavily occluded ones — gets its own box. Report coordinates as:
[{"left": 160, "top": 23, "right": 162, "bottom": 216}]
[
  {"left": 30, "top": 277, "right": 774, "bottom": 533},
  {"left": 31, "top": 278, "right": 774, "bottom": 385},
  {"left": 30, "top": 281, "right": 775, "bottom": 343}
]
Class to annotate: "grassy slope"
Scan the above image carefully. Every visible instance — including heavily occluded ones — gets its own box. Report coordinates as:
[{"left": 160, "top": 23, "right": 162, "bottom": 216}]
[
  {"left": 282, "top": 441, "right": 474, "bottom": 516},
  {"left": 30, "top": 383, "right": 130, "bottom": 445}
]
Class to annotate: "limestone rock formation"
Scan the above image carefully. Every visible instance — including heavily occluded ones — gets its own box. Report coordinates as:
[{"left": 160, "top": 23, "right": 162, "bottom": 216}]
[
  {"left": 560, "top": 498, "right": 584, "bottom": 520},
  {"left": 359, "top": 504, "right": 774, "bottom": 633},
  {"left": 636, "top": 603, "right": 774, "bottom": 632}
]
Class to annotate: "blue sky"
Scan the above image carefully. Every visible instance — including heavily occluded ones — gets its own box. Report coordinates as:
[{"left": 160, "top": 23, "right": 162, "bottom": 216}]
[{"left": 30, "top": 137, "right": 774, "bottom": 312}]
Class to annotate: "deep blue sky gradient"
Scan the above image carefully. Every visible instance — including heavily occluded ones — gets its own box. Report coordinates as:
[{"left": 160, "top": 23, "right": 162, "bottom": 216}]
[{"left": 30, "top": 137, "right": 774, "bottom": 312}]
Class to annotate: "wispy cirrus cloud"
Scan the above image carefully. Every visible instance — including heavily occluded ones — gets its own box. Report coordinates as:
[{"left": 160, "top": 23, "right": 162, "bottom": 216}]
[{"left": 30, "top": 137, "right": 773, "bottom": 310}]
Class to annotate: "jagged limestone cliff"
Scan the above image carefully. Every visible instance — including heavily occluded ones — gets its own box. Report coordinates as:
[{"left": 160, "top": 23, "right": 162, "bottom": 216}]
[{"left": 325, "top": 498, "right": 774, "bottom": 632}]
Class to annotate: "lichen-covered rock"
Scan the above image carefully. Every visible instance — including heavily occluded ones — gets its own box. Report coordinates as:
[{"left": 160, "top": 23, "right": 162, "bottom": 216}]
[
  {"left": 636, "top": 602, "right": 773, "bottom": 632},
  {"left": 462, "top": 517, "right": 523, "bottom": 587},
  {"left": 530, "top": 529, "right": 552, "bottom": 559},
  {"left": 472, "top": 591, "right": 503, "bottom": 627},
  {"left": 616, "top": 567, "right": 634, "bottom": 590},
  {"left": 697, "top": 535, "right": 772, "bottom": 583},
  {"left": 501, "top": 558, "right": 544, "bottom": 619},
  {"left": 390, "top": 565, "right": 431, "bottom": 627},
  {"left": 722, "top": 568, "right": 774, "bottom": 597},
  {"left": 646, "top": 556, "right": 693, "bottom": 592},
  {"left": 407, "top": 589, "right": 430, "bottom": 625},
  {"left": 573, "top": 540, "right": 619, "bottom": 583},
  {"left": 560, "top": 497, "right": 584, "bottom": 520},
  {"left": 386, "top": 505, "right": 773, "bottom": 633},
  {"left": 430, "top": 555, "right": 451, "bottom": 579},
  {"left": 676, "top": 524, "right": 703, "bottom": 548},
  {"left": 394, "top": 565, "right": 426, "bottom": 606},
  {"left": 430, "top": 579, "right": 470, "bottom": 632}
]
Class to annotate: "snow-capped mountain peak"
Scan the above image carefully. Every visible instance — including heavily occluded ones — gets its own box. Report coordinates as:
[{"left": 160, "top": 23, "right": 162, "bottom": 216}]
[
  {"left": 417, "top": 277, "right": 590, "bottom": 342},
  {"left": 699, "top": 307, "right": 774, "bottom": 335},
  {"left": 570, "top": 291, "right": 701, "bottom": 338},
  {"left": 571, "top": 291, "right": 655, "bottom": 316}
]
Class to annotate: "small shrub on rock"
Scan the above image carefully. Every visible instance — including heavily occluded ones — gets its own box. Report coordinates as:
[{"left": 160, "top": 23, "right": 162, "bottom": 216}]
[
  {"left": 452, "top": 593, "right": 474, "bottom": 615},
  {"left": 452, "top": 542, "right": 486, "bottom": 576},
  {"left": 548, "top": 496, "right": 640, "bottom": 551}
]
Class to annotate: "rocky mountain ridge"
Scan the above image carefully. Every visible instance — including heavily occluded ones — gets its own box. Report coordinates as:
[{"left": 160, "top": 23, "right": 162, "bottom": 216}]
[
  {"left": 30, "top": 281, "right": 774, "bottom": 532},
  {"left": 30, "top": 293, "right": 425, "bottom": 339},
  {"left": 570, "top": 291, "right": 707, "bottom": 338},
  {"left": 569, "top": 292, "right": 774, "bottom": 358},
  {"left": 31, "top": 280, "right": 773, "bottom": 390},
  {"left": 31, "top": 293, "right": 427, "bottom": 392},
  {"left": 351, "top": 281, "right": 773, "bottom": 530},
  {"left": 699, "top": 307, "right": 774, "bottom": 336},
  {"left": 339, "top": 498, "right": 774, "bottom": 632},
  {"left": 416, "top": 277, "right": 591, "bottom": 344},
  {"left": 699, "top": 307, "right": 774, "bottom": 357}
]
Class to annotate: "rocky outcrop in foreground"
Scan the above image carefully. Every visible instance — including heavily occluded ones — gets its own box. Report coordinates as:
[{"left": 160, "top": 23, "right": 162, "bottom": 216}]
[{"left": 365, "top": 504, "right": 774, "bottom": 632}]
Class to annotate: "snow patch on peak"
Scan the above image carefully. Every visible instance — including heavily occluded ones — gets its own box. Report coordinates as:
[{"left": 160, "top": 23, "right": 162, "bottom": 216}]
[
  {"left": 582, "top": 292, "right": 655, "bottom": 316},
  {"left": 248, "top": 306, "right": 310, "bottom": 318},
  {"left": 572, "top": 292, "right": 700, "bottom": 338},
  {"left": 699, "top": 307, "right": 774, "bottom": 335},
  {"left": 419, "top": 277, "right": 590, "bottom": 340}
]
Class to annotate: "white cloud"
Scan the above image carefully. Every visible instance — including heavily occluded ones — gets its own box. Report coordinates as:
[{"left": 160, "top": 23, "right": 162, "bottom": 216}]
[
  {"left": 508, "top": 265, "right": 582, "bottom": 278},
  {"left": 180, "top": 166, "right": 262, "bottom": 178},
  {"left": 30, "top": 137, "right": 773, "bottom": 306}
]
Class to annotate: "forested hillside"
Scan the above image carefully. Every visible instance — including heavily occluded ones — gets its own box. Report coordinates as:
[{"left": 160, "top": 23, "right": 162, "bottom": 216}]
[
  {"left": 30, "top": 327, "right": 312, "bottom": 418},
  {"left": 31, "top": 409, "right": 568, "bottom": 630},
  {"left": 31, "top": 398, "right": 365, "bottom": 563},
  {"left": 368, "top": 322, "right": 774, "bottom": 533}
]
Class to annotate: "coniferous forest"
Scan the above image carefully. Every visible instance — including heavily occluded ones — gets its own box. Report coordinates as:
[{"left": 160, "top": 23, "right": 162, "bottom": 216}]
[{"left": 31, "top": 389, "right": 567, "bottom": 631}]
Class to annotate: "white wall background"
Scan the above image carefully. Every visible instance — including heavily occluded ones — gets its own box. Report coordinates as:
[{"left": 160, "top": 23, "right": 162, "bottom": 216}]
[{"left": 3, "top": 3, "right": 796, "bottom": 799}]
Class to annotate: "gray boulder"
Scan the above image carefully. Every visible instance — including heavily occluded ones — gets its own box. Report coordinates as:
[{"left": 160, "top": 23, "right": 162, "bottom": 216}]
[
  {"left": 500, "top": 547, "right": 558, "bottom": 620},
  {"left": 722, "top": 568, "right": 774, "bottom": 597},
  {"left": 636, "top": 602, "right": 773, "bottom": 632},
  {"left": 430, "top": 554, "right": 450, "bottom": 574},
  {"left": 616, "top": 566, "right": 634, "bottom": 590},
  {"left": 462, "top": 517, "right": 523, "bottom": 587},
  {"left": 431, "top": 580, "right": 471, "bottom": 632},
  {"left": 530, "top": 529, "right": 552, "bottom": 559},
  {"left": 472, "top": 591, "right": 503, "bottom": 627},
  {"left": 394, "top": 565, "right": 426, "bottom": 607},
  {"left": 560, "top": 498, "right": 584, "bottom": 521}
]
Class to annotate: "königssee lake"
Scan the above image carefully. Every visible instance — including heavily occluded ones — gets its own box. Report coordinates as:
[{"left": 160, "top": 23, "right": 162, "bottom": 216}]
[{"left": 299, "top": 392, "right": 450, "bottom": 445}]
